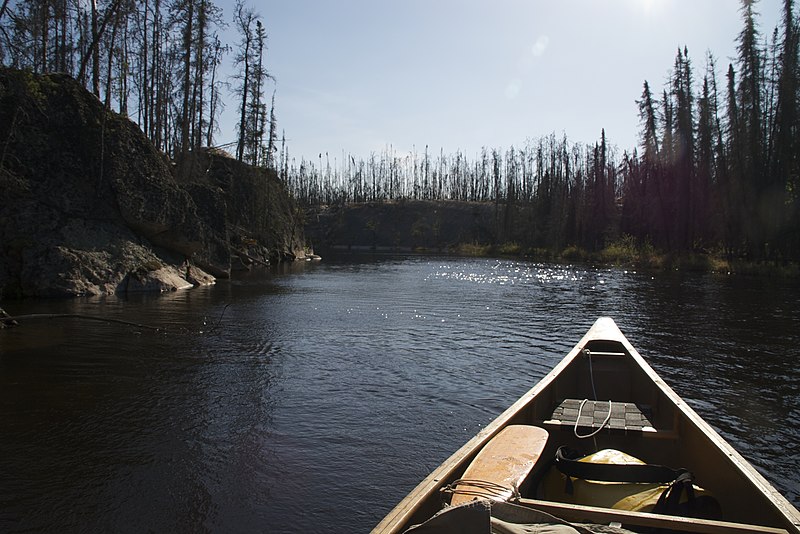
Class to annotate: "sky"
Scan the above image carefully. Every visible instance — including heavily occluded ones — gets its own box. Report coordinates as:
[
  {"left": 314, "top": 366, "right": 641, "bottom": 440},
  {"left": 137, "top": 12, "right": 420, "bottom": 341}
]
[{"left": 214, "top": 0, "right": 783, "bottom": 163}]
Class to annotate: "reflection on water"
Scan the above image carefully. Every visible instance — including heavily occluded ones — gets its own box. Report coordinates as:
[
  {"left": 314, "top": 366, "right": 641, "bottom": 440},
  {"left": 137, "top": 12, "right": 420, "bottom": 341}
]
[{"left": 0, "top": 255, "right": 798, "bottom": 532}]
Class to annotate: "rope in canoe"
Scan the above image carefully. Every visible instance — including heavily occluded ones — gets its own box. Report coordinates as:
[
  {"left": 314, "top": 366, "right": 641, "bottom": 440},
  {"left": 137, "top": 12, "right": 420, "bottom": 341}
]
[
  {"left": 574, "top": 349, "right": 612, "bottom": 440},
  {"left": 574, "top": 398, "right": 612, "bottom": 439},
  {"left": 441, "top": 479, "right": 521, "bottom": 503}
]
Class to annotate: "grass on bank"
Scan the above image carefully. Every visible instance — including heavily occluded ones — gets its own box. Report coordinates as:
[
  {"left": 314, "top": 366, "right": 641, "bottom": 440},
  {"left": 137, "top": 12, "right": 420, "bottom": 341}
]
[{"left": 448, "top": 236, "right": 799, "bottom": 276}]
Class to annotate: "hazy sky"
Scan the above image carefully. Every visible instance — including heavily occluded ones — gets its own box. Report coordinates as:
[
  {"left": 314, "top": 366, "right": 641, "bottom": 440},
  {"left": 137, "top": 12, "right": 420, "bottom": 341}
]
[{"left": 215, "top": 0, "right": 783, "bottom": 163}]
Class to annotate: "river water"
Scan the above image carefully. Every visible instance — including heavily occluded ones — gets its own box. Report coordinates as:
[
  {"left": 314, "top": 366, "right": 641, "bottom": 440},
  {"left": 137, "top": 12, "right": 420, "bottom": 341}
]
[{"left": 0, "top": 255, "right": 798, "bottom": 533}]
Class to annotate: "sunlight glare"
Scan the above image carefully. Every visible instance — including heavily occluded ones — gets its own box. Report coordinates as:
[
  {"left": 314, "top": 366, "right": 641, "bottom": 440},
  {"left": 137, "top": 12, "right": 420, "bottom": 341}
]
[
  {"left": 628, "top": 0, "right": 665, "bottom": 17},
  {"left": 639, "top": 0, "right": 663, "bottom": 17}
]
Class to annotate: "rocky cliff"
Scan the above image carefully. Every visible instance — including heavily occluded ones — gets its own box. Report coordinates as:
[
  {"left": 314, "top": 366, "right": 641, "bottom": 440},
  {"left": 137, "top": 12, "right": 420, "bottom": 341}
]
[
  {"left": 177, "top": 149, "right": 306, "bottom": 269},
  {"left": 0, "top": 69, "right": 305, "bottom": 298}
]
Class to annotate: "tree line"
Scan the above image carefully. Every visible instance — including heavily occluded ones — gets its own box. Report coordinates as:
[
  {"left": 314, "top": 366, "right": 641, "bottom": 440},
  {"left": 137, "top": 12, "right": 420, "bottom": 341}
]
[
  {"left": 284, "top": 136, "right": 619, "bottom": 253},
  {"left": 0, "top": 0, "right": 279, "bottom": 166},
  {"left": 623, "top": 0, "right": 799, "bottom": 261},
  {"left": 285, "top": 0, "right": 800, "bottom": 261}
]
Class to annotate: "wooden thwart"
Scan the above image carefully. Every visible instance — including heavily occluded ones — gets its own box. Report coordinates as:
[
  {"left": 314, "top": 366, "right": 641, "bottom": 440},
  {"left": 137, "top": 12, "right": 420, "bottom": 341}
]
[
  {"left": 450, "top": 425, "right": 549, "bottom": 506},
  {"left": 518, "top": 498, "right": 790, "bottom": 534}
]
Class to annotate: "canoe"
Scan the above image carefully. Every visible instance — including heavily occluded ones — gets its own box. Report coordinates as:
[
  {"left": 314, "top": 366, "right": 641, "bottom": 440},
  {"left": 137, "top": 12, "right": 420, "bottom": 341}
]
[{"left": 373, "top": 317, "right": 800, "bottom": 533}]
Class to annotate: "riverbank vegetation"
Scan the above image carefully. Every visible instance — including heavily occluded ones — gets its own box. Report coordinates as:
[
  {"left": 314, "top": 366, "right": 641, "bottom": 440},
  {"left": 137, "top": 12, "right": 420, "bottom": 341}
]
[{"left": 451, "top": 236, "right": 799, "bottom": 277}]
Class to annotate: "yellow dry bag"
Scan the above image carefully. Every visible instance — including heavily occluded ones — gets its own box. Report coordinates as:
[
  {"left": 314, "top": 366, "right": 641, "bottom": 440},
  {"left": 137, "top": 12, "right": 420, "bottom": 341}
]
[{"left": 540, "top": 447, "right": 720, "bottom": 518}]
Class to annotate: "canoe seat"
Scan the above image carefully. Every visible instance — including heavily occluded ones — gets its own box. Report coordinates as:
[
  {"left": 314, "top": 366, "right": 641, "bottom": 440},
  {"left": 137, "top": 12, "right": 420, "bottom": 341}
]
[
  {"left": 543, "top": 399, "right": 657, "bottom": 433},
  {"left": 447, "top": 425, "right": 549, "bottom": 506}
]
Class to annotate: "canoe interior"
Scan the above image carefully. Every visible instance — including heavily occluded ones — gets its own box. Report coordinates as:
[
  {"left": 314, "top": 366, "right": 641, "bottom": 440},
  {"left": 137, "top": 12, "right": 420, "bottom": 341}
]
[{"left": 375, "top": 319, "right": 800, "bottom": 533}]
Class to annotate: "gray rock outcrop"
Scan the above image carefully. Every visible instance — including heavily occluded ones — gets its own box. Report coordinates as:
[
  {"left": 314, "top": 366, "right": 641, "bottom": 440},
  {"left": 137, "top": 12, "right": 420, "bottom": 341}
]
[{"left": 0, "top": 69, "right": 304, "bottom": 298}]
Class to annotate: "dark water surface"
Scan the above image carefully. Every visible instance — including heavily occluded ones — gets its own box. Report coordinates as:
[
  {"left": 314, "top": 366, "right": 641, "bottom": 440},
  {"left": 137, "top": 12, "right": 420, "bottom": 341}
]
[{"left": 1, "top": 256, "right": 798, "bottom": 532}]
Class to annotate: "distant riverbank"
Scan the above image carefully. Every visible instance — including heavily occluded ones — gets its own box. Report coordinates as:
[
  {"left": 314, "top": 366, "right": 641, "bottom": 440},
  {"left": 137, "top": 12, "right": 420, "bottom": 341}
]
[
  {"left": 306, "top": 201, "right": 798, "bottom": 277},
  {"left": 454, "top": 239, "right": 800, "bottom": 277}
]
